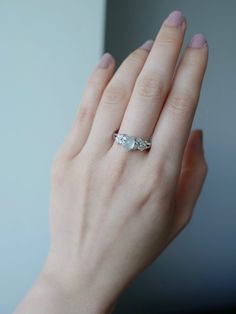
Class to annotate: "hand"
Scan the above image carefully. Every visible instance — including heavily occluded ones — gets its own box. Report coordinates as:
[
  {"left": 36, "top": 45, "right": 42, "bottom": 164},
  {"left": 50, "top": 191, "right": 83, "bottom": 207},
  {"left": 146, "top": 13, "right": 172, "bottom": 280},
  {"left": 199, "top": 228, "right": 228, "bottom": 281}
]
[{"left": 15, "top": 11, "right": 208, "bottom": 314}]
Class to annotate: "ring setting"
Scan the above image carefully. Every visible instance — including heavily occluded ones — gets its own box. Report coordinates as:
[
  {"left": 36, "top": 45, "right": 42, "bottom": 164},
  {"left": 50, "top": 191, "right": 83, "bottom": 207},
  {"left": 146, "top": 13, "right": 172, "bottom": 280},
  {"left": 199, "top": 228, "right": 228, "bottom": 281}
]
[{"left": 113, "top": 132, "right": 151, "bottom": 151}]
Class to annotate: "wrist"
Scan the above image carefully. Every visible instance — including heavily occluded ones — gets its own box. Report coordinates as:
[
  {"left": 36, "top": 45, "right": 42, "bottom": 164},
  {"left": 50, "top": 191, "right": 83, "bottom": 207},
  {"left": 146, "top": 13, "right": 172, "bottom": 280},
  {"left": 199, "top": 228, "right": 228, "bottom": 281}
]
[
  {"left": 14, "top": 271, "right": 69, "bottom": 314},
  {"left": 40, "top": 253, "right": 120, "bottom": 314},
  {"left": 15, "top": 268, "right": 117, "bottom": 314}
]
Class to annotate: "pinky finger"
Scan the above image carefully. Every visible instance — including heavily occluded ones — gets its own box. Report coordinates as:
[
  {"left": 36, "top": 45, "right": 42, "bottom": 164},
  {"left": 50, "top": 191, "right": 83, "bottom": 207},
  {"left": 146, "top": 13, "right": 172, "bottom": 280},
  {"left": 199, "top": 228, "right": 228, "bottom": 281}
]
[
  {"left": 58, "top": 53, "right": 115, "bottom": 160},
  {"left": 172, "top": 130, "right": 208, "bottom": 234}
]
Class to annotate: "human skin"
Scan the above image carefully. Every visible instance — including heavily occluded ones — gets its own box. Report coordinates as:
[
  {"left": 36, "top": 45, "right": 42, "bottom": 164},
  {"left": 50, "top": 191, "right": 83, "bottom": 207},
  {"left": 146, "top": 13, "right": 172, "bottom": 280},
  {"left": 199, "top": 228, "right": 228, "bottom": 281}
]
[{"left": 14, "top": 11, "right": 208, "bottom": 314}]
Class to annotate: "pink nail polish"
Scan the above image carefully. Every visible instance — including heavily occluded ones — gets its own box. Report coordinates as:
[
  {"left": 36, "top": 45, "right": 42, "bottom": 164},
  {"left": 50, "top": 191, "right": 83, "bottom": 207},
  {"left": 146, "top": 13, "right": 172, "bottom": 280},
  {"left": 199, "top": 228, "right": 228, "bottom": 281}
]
[
  {"left": 164, "top": 10, "right": 185, "bottom": 27},
  {"left": 189, "top": 34, "right": 207, "bottom": 48},
  {"left": 140, "top": 39, "right": 154, "bottom": 51},
  {"left": 97, "top": 53, "right": 114, "bottom": 69}
]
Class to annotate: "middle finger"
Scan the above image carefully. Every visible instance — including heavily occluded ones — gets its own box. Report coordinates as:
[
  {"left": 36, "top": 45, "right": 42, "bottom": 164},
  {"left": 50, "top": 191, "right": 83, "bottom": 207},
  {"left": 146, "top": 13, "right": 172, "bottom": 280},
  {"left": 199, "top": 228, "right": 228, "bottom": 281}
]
[{"left": 117, "top": 11, "right": 186, "bottom": 142}]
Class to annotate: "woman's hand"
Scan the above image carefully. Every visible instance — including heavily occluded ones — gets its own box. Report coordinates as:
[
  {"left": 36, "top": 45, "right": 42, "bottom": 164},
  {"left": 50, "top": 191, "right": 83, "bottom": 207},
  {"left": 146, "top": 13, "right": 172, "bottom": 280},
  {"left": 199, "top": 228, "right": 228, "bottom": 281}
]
[{"left": 15, "top": 11, "right": 208, "bottom": 314}]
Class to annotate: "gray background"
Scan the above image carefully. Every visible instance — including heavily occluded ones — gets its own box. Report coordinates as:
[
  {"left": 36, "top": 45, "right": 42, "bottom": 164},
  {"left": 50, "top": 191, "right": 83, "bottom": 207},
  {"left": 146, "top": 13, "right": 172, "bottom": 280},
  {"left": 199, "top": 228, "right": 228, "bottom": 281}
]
[{"left": 105, "top": 0, "right": 236, "bottom": 313}]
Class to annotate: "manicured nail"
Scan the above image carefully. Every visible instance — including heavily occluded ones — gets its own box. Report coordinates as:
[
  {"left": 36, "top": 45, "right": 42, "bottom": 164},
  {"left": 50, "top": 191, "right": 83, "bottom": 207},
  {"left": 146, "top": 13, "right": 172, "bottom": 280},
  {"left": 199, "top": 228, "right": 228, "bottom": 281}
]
[
  {"left": 164, "top": 10, "right": 185, "bottom": 27},
  {"left": 97, "top": 53, "right": 114, "bottom": 69},
  {"left": 189, "top": 34, "right": 207, "bottom": 48},
  {"left": 140, "top": 39, "right": 154, "bottom": 51}
]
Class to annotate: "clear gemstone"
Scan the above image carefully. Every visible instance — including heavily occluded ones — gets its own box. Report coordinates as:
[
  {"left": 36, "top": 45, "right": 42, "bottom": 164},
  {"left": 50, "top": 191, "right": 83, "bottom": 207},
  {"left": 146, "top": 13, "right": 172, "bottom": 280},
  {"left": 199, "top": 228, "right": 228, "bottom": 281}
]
[{"left": 124, "top": 136, "right": 136, "bottom": 150}]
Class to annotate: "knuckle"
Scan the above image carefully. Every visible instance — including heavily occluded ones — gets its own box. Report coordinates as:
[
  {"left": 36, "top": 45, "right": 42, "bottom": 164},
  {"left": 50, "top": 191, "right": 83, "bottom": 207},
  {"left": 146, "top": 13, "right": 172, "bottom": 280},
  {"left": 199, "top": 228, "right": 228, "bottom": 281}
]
[
  {"left": 181, "top": 49, "right": 207, "bottom": 69},
  {"left": 198, "top": 159, "right": 208, "bottom": 176},
  {"left": 167, "top": 91, "right": 195, "bottom": 117},
  {"left": 103, "top": 82, "right": 127, "bottom": 104},
  {"left": 78, "top": 105, "right": 95, "bottom": 122},
  {"left": 128, "top": 49, "right": 147, "bottom": 63},
  {"left": 87, "top": 75, "right": 105, "bottom": 91},
  {"left": 180, "top": 211, "right": 193, "bottom": 228},
  {"left": 136, "top": 75, "right": 165, "bottom": 100},
  {"left": 156, "top": 28, "right": 179, "bottom": 46}
]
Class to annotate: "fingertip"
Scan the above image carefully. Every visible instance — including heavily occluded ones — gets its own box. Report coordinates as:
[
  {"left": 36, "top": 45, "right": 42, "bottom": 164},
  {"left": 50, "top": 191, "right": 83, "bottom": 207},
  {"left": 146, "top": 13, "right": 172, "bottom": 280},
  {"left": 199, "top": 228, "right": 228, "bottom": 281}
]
[
  {"left": 97, "top": 52, "right": 115, "bottom": 69},
  {"left": 140, "top": 39, "right": 154, "bottom": 52},
  {"left": 188, "top": 34, "right": 208, "bottom": 49}
]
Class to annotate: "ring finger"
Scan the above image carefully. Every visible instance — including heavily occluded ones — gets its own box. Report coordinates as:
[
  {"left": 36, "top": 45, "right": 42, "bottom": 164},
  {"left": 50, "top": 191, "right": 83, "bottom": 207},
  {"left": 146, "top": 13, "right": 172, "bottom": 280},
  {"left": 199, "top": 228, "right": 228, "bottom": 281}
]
[{"left": 83, "top": 40, "right": 154, "bottom": 155}]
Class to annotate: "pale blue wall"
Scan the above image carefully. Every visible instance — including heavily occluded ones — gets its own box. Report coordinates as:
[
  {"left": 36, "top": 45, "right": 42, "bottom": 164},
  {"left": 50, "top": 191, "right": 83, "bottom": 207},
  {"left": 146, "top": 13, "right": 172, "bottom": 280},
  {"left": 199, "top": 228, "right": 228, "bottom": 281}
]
[{"left": 0, "top": 1, "right": 106, "bottom": 313}]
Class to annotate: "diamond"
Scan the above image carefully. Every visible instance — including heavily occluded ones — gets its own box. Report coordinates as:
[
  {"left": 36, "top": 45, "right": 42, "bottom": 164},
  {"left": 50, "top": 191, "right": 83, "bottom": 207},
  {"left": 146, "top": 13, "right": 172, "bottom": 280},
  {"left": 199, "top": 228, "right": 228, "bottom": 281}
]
[
  {"left": 123, "top": 136, "right": 136, "bottom": 150},
  {"left": 113, "top": 132, "right": 151, "bottom": 151}
]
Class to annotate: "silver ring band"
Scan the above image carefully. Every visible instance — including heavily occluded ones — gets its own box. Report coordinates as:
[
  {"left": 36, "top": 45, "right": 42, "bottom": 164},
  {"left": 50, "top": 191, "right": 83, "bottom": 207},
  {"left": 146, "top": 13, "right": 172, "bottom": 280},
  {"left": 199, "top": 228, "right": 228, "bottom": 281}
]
[{"left": 113, "top": 133, "right": 151, "bottom": 151}]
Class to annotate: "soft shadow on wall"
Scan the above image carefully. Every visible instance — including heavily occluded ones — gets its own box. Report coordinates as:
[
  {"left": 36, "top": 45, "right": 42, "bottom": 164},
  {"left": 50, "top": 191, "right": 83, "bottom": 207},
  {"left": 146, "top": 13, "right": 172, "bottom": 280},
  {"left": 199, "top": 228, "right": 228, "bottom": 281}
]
[{"left": 105, "top": 0, "right": 236, "bottom": 313}]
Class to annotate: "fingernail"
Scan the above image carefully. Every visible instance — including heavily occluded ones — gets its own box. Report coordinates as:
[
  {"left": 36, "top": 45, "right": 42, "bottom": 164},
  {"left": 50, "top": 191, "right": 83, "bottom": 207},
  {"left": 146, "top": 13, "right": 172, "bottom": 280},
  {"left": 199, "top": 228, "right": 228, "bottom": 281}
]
[
  {"left": 164, "top": 10, "right": 185, "bottom": 27},
  {"left": 140, "top": 39, "right": 154, "bottom": 51},
  {"left": 97, "top": 53, "right": 114, "bottom": 69},
  {"left": 189, "top": 34, "right": 207, "bottom": 48}
]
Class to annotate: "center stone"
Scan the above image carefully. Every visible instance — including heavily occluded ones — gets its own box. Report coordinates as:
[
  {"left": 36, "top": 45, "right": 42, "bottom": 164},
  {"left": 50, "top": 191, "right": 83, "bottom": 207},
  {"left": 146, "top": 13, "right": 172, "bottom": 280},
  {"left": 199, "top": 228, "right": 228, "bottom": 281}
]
[{"left": 124, "top": 136, "right": 136, "bottom": 150}]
